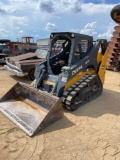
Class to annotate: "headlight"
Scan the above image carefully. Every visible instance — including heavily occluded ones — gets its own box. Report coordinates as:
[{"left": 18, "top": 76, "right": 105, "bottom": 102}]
[{"left": 15, "top": 62, "right": 21, "bottom": 69}]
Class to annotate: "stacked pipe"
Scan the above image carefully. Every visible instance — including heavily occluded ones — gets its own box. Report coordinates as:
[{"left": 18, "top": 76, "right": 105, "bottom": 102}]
[{"left": 107, "top": 4, "right": 120, "bottom": 71}]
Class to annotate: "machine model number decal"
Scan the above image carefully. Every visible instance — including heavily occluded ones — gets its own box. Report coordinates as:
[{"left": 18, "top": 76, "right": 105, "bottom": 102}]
[{"left": 72, "top": 65, "right": 83, "bottom": 75}]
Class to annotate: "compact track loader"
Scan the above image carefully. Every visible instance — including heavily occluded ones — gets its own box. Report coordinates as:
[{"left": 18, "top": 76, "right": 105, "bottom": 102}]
[{"left": 0, "top": 32, "right": 109, "bottom": 136}]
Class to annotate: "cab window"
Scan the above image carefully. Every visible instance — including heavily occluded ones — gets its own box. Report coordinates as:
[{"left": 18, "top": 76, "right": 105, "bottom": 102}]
[{"left": 72, "top": 40, "right": 88, "bottom": 64}]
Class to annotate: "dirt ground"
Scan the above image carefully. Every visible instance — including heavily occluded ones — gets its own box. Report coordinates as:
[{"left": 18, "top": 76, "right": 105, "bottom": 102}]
[{"left": 0, "top": 65, "right": 120, "bottom": 160}]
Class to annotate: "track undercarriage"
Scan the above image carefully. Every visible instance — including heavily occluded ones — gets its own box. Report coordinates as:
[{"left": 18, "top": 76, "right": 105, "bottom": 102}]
[{"left": 62, "top": 74, "right": 103, "bottom": 111}]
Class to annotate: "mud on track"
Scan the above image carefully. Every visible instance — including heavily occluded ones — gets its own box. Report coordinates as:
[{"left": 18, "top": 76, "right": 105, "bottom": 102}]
[{"left": 0, "top": 65, "right": 120, "bottom": 160}]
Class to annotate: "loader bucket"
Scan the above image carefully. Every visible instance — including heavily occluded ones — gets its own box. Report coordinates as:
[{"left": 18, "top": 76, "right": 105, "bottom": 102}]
[{"left": 0, "top": 82, "right": 63, "bottom": 136}]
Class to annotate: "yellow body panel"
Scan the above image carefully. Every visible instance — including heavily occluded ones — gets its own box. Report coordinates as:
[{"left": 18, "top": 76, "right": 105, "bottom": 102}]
[
  {"left": 65, "top": 48, "right": 109, "bottom": 90},
  {"left": 98, "top": 48, "right": 109, "bottom": 84},
  {"left": 97, "top": 52, "right": 103, "bottom": 64},
  {"left": 64, "top": 70, "right": 96, "bottom": 90},
  {"left": 43, "top": 80, "right": 55, "bottom": 86}
]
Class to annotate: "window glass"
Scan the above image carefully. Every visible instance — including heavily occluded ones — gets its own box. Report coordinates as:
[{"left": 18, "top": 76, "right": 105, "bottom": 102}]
[
  {"left": 79, "top": 40, "right": 88, "bottom": 53},
  {"left": 0, "top": 45, "right": 3, "bottom": 50},
  {"left": 51, "top": 38, "right": 70, "bottom": 57},
  {"left": 0, "top": 44, "right": 7, "bottom": 50},
  {"left": 72, "top": 40, "right": 88, "bottom": 64},
  {"left": 35, "top": 49, "right": 48, "bottom": 59}
]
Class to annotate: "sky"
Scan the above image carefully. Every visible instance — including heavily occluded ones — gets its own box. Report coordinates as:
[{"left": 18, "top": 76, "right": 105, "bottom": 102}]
[{"left": 0, "top": 0, "right": 119, "bottom": 42}]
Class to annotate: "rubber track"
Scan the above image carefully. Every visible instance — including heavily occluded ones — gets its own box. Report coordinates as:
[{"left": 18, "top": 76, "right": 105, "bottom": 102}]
[{"left": 62, "top": 74, "right": 103, "bottom": 111}]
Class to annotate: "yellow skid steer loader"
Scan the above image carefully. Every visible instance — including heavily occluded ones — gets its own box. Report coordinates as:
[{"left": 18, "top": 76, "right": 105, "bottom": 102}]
[{"left": 0, "top": 31, "right": 109, "bottom": 136}]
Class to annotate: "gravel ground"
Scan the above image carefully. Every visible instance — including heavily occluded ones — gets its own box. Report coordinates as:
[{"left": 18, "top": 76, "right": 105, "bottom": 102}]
[{"left": 0, "top": 65, "right": 120, "bottom": 160}]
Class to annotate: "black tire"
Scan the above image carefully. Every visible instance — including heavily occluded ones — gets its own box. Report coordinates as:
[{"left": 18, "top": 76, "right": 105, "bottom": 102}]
[
  {"left": 111, "top": 5, "right": 120, "bottom": 23},
  {"left": 28, "top": 68, "right": 35, "bottom": 80}
]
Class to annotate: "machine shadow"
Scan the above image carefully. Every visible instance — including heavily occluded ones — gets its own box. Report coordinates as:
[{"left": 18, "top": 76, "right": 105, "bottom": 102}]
[
  {"left": 37, "top": 116, "right": 75, "bottom": 135},
  {"left": 66, "top": 88, "right": 120, "bottom": 118},
  {"left": 37, "top": 88, "right": 120, "bottom": 135}
]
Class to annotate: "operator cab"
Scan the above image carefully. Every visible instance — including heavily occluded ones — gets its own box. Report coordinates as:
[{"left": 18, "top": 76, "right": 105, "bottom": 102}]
[
  {"left": 48, "top": 32, "right": 93, "bottom": 75},
  {"left": 49, "top": 35, "right": 71, "bottom": 75},
  {"left": 35, "top": 32, "right": 93, "bottom": 92}
]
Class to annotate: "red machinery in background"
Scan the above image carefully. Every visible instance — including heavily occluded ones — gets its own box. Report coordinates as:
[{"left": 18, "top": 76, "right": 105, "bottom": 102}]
[{"left": 107, "top": 4, "right": 120, "bottom": 71}]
